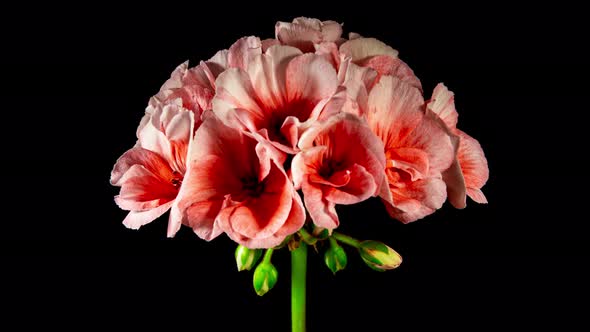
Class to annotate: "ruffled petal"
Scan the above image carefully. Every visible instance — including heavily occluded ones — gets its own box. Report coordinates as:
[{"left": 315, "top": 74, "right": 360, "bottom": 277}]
[
  {"left": 457, "top": 130, "right": 489, "bottom": 203},
  {"left": 427, "top": 83, "right": 458, "bottom": 129},
  {"left": 339, "top": 38, "right": 399, "bottom": 62}
]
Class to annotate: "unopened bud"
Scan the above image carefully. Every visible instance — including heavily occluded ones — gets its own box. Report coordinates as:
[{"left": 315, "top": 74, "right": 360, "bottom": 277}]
[
  {"left": 324, "top": 239, "right": 347, "bottom": 274},
  {"left": 235, "top": 245, "right": 262, "bottom": 271},
  {"left": 253, "top": 262, "right": 278, "bottom": 296},
  {"left": 359, "top": 240, "right": 402, "bottom": 271}
]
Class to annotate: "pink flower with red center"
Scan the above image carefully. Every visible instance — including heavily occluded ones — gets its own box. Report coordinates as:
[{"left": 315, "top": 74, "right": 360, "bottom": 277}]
[
  {"left": 292, "top": 113, "right": 386, "bottom": 229},
  {"left": 427, "top": 83, "right": 489, "bottom": 206},
  {"left": 212, "top": 44, "right": 342, "bottom": 156},
  {"left": 110, "top": 102, "right": 196, "bottom": 229},
  {"left": 365, "top": 76, "right": 455, "bottom": 223},
  {"left": 169, "top": 112, "right": 305, "bottom": 248}
]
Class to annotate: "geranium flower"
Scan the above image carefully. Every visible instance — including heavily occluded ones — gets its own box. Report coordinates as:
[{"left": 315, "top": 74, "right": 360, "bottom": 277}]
[
  {"left": 149, "top": 36, "right": 263, "bottom": 113},
  {"left": 212, "top": 44, "right": 341, "bottom": 155},
  {"left": 427, "top": 83, "right": 489, "bottom": 206},
  {"left": 292, "top": 113, "right": 386, "bottom": 229},
  {"left": 365, "top": 76, "right": 455, "bottom": 223},
  {"left": 110, "top": 103, "right": 195, "bottom": 229},
  {"left": 169, "top": 112, "right": 305, "bottom": 248}
]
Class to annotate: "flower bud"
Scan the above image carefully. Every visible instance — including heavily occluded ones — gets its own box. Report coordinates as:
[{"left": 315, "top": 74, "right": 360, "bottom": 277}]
[
  {"left": 253, "top": 262, "right": 278, "bottom": 296},
  {"left": 359, "top": 240, "right": 402, "bottom": 271},
  {"left": 324, "top": 239, "right": 347, "bottom": 274},
  {"left": 235, "top": 245, "right": 262, "bottom": 271}
]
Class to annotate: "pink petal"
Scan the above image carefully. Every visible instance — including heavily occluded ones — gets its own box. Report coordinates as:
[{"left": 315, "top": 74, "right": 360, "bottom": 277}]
[
  {"left": 122, "top": 201, "right": 174, "bottom": 230},
  {"left": 114, "top": 164, "right": 177, "bottom": 211},
  {"left": 457, "top": 129, "right": 489, "bottom": 203},
  {"left": 427, "top": 83, "right": 459, "bottom": 129},
  {"left": 247, "top": 45, "right": 302, "bottom": 110},
  {"left": 442, "top": 157, "right": 467, "bottom": 209},
  {"left": 358, "top": 55, "right": 422, "bottom": 90},
  {"left": 367, "top": 76, "right": 425, "bottom": 147},
  {"left": 218, "top": 162, "right": 293, "bottom": 240},
  {"left": 339, "top": 38, "right": 399, "bottom": 62},
  {"left": 324, "top": 164, "right": 377, "bottom": 204},
  {"left": 302, "top": 180, "right": 339, "bottom": 229},
  {"left": 285, "top": 53, "right": 339, "bottom": 104},
  {"left": 261, "top": 38, "right": 280, "bottom": 52},
  {"left": 111, "top": 147, "right": 174, "bottom": 186},
  {"left": 340, "top": 61, "right": 378, "bottom": 112},
  {"left": 384, "top": 177, "right": 447, "bottom": 223},
  {"left": 212, "top": 68, "right": 265, "bottom": 128},
  {"left": 314, "top": 42, "right": 340, "bottom": 69},
  {"left": 275, "top": 17, "right": 342, "bottom": 52},
  {"left": 227, "top": 36, "right": 262, "bottom": 70}
]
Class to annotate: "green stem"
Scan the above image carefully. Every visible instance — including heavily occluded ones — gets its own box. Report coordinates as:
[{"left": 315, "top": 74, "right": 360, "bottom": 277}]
[
  {"left": 291, "top": 242, "right": 307, "bottom": 332},
  {"left": 332, "top": 232, "right": 361, "bottom": 248},
  {"left": 263, "top": 248, "right": 274, "bottom": 263}
]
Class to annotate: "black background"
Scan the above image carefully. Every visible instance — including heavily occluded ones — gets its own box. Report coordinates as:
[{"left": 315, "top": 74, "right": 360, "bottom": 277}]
[{"left": 2, "top": 2, "right": 588, "bottom": 330}]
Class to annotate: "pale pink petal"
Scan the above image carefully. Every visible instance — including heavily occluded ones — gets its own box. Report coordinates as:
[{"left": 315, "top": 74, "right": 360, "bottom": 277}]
[
  {"left": 275, "top": 17, "right": 342, "bottom": 52},
  {"left": 261, "top": 38, "right": 280, "bottom": 52},
  {"left": 285, "top": 53, "right": 339, "bottom": 103},
  {"left": 427, "top": 83, "right": 459, "bottom": 129},
  {"left": 122, "top": 201, "right": 174, "bottom": 230},
  {"left": 457, "top": 129, "right": 489, "bottom": 203},
  {"left": 247, "top": 45, "right": 302, "bottom": 110},
  {"left": 348, "top": 32, "right": 363, "bottom": 40},
  {"left": 227, "top": 36, "right": 262, "bottom": 70},
  {"left": 314, "top": 42, "right": 340, "bottom": 69},
  {"left": 206, "top": 50, "right": 230, "bottom": 77},
  {"left": 358, "top": 55, "right": 421, "bottom": 90},
  {"left": 339, "top": 38, "right": 399, "bottom": 62},
  {"left": 367, "top": 76, "right": 424, "bottom": 147},
  {"left": 212, "top": 68, "right": 265, "bottom": 128},
  {"left": 340, "top": 61, "right": 378, "bottom": 112}
]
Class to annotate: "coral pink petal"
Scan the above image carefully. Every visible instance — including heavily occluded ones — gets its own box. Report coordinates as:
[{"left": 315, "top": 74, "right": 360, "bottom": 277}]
[
  {"left": 110, "top": 147, "right": 174, "bottom": 186},
  {"left": 324, "top": 164, "right": 377, "bottom": 204},
  {"left": 387, "top": 147, "right": 429, "bottom": 181},
  {"left": 274, "top": 193, "right": 306, "bottom": 238},
  {"left": 302, "top": 181, "right": 339, "bottom": 229},
  {"left": 115, "top": 165, "right": 177, "bottom": 211},
  {"left": 122, "top": 201, "right": 174, "bottom": 230},
  {"left": 218, "top": 163, "right": 293, "bottom": 240},
  {"left": 385, "top": 177, "right": 447, "bottom": 223},
  {"left": 457, "top": 129, "right": 489, "bottom": 203}
]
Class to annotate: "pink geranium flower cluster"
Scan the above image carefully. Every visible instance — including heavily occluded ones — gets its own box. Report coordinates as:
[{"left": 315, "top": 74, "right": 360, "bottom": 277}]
[{"left": 111, "top": 17, "right": 489, "bottom": 248}]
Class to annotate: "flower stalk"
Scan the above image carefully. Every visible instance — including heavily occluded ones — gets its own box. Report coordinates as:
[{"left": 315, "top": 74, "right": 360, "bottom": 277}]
[{"left": 291, "top": 241, "right": 307, "bottom": 332}]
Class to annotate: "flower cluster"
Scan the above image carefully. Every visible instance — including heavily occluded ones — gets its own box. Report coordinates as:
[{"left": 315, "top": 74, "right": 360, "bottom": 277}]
[{"left": 111, "top": 17, "right": 489, "bottom": 249}]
